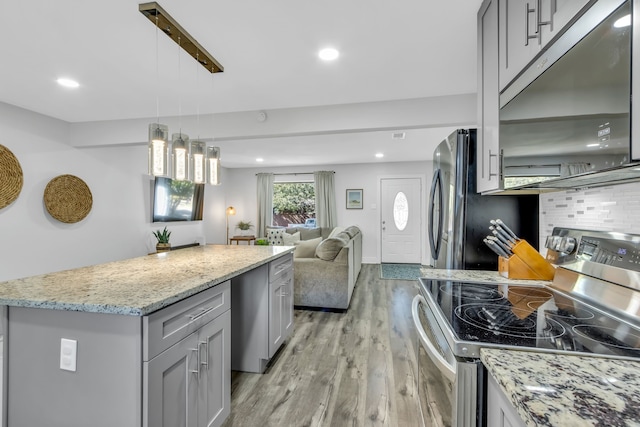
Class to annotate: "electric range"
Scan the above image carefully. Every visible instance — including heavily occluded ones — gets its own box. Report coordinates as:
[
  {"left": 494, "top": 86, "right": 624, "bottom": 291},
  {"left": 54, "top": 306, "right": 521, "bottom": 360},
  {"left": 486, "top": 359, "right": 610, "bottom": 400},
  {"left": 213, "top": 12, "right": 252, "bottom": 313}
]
[{"left": 413, "top": 227, "right": 640, "bottom": 427}]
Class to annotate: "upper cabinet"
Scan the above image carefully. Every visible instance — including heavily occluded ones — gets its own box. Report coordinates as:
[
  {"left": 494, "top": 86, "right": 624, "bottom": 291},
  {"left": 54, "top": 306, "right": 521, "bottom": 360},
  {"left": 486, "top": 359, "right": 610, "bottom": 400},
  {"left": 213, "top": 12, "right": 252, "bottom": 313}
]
[
  {"left": 499, "top": 0, "right": 591, "bottom": 92},
  {"left": 477, "top": 0, "right": 502, "bottom": 193},
  {"left": 478, "top": 0, "right": 639, "bottom": 194}
]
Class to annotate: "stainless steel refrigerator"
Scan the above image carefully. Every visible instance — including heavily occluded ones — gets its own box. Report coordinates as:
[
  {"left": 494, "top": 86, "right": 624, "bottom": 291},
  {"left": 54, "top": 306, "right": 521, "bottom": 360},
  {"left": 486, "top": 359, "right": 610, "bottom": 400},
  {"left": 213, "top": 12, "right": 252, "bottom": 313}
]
[{"left": 428, "top": 129, "right": 539, "bottom": 270}]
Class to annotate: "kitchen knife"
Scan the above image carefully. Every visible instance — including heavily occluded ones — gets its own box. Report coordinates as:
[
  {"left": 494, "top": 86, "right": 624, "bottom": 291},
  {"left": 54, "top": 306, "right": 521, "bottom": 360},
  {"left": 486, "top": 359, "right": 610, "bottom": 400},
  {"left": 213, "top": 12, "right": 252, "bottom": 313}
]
[
  {"left": 483, "top": 238, "right": 504, "bottom": 257},
  {"left": 488, "top": 235, "right": 513, "bottom": 256},
  {"left": 491, "top": 223, "right": 517, "bottom": 244},
  {"left": 490, "top": 227, "right": 513, "bottom": 248},
  {"left": 484, "top": 238, "right": 510, "bottom": 258},
  {"left": 496, "top": 219, "right": 519, "bottom": 241}
]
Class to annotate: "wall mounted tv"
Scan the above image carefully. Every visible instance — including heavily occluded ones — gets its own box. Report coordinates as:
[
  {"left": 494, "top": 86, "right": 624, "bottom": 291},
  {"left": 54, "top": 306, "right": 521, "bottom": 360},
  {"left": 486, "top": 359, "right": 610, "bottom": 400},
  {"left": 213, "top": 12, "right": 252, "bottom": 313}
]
[{"left": 153, "top": 177, "right": 204, "bottom": 222}]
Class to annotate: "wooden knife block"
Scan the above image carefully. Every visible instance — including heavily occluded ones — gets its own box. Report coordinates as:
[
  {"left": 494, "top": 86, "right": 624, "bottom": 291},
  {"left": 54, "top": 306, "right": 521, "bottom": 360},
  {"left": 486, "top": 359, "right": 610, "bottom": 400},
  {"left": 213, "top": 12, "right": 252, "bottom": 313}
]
[{"left": 498, "top": 240, "right": 556, "bottom": 281}]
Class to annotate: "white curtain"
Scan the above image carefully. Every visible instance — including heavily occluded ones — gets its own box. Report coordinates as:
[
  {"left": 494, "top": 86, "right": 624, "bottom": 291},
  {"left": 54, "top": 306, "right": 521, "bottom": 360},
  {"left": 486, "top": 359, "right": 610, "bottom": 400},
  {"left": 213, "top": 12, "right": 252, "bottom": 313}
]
[
  {"left": 256, "top": 173, "right": 274, "bottom": 237},
  {"left": 314, "top": 171, "right": 337, "bottom": 228}
]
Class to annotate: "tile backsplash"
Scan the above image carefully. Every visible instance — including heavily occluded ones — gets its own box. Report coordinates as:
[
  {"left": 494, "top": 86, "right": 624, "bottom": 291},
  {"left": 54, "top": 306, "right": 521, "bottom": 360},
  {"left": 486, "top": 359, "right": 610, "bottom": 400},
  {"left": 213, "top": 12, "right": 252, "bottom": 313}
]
[{"left": 539, "top": 182, "right": 640, "bottom": 247}]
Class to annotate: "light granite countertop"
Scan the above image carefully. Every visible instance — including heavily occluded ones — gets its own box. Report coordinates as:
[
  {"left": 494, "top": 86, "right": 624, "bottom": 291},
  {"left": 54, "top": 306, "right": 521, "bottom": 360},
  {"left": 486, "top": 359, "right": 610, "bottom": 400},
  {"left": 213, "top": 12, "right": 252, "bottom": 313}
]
[
  {"left": 420, "top": 267, "right": 551, "bottom": 287},
  {"left": 0, "top": 245, "right": 294, "bottom": 316},
  {"left": 481, "top": 348, "right": 640, "bottom": 427}
]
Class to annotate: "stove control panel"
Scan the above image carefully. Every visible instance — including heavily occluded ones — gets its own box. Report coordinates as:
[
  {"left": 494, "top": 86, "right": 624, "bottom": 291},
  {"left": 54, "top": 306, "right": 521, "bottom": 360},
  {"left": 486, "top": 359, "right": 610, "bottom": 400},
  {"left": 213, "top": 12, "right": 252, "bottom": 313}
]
[{"left": 546, "top": 227, "right": 640, "bottom": 272}]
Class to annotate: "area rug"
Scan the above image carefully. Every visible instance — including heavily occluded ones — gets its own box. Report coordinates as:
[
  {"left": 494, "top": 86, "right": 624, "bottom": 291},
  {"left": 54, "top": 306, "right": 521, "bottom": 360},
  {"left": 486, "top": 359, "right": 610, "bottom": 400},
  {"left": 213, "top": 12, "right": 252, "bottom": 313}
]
[{"left": 380, "top": 263, "right": 423, "bottom": 280}]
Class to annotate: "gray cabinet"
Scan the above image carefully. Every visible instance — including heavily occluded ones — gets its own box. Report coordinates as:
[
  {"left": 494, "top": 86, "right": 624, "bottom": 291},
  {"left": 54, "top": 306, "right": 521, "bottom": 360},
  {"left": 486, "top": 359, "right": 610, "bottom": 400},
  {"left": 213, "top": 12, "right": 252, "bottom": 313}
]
[
  {"left": 499, "top": 0, "right": 591, "bottom": 91},
  {"left": 499, "top": 0, "right": 542, "bottom": 91},
  {"left": 232, "top": 253, "right": 294, "bottom": 373},
  {"left": 487, "top": 374, "right": 527, "bottom": 427},
  {"left": 477, "top": 0, "right": 502, "bottom": 193},
  {"left": 144, "top": 282, "right": 231, "bottom": 427}
]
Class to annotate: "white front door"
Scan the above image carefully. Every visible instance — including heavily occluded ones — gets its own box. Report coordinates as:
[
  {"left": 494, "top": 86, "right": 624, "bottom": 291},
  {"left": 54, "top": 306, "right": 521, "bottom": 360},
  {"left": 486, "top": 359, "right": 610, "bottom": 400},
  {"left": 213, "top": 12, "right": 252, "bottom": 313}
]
[{"left": 381, "top": 178, "right": 422, "bottom": 264}]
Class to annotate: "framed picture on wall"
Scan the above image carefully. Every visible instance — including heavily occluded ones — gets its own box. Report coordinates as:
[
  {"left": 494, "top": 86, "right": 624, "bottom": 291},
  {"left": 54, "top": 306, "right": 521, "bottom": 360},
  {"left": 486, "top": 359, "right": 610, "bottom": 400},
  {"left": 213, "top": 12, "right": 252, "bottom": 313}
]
[{"left": 346, "top": 189, "right": 363, "bottom": 209}]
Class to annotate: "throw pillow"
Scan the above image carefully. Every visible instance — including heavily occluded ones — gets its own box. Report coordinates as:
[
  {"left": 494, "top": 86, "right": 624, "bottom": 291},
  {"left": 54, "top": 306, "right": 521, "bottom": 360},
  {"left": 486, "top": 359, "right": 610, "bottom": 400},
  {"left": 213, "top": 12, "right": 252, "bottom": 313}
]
[
  {"left": 267, "top": 228, "right": 286, "bottom": 246},
  {"left": 294, "top": 237, "right": 322, "bottom": 258},
  {"left": 315, "top": 235, "right": 348, "bottom": 261},
  {"left": 283, "top": 231, "right": 301, "bottom": 246},
  {"left": 335, "top": 231, "right": 351, "bottom": 242}
]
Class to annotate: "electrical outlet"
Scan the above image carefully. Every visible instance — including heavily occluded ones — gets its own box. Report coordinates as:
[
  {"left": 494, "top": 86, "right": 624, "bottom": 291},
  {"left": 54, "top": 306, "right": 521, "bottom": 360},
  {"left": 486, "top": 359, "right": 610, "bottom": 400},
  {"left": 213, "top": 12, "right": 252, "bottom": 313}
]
[{"left": 60, "top": 338, "right": 77, "bottom": 372}]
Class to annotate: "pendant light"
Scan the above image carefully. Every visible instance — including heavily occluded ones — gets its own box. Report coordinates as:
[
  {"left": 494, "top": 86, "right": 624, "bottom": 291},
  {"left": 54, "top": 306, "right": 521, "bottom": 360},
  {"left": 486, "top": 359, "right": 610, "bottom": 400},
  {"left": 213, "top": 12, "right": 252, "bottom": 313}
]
[
  {"left": 207, "top": 146, "right": 221, "bottom": 185},
  {"left": 190, "top": 52, "right": 207, "bottom": 184},
  {"left": 148, "top": 11, "right": 169, "bottom": 177},
  {"left": 171, "top": 35, "right": 190, "bottom": 182},
  {"left": 191, "top": 140, "right": 206, "bottom": 183}
]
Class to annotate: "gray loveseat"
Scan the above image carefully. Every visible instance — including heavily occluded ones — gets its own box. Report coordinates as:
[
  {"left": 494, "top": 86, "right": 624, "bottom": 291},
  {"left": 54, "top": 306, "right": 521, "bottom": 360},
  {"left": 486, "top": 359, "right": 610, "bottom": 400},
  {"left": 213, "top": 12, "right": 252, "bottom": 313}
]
[{"left": 284, "top": 226, "right": 362, "bottom": 310}]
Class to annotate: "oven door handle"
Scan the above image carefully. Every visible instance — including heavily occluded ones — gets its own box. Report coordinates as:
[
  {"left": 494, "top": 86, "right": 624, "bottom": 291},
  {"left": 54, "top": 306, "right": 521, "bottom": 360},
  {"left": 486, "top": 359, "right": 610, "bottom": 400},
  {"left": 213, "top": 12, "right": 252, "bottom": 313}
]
[{"left": 412, "top": 295, "right": 457, "bottom": 382}]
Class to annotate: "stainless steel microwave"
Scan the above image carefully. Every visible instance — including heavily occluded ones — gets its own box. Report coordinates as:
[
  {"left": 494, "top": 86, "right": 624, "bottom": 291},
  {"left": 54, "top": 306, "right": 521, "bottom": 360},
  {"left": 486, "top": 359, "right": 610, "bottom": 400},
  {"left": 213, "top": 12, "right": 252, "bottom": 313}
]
[{"left": 499, "top": 0, "right": 640, "bottom": 190}]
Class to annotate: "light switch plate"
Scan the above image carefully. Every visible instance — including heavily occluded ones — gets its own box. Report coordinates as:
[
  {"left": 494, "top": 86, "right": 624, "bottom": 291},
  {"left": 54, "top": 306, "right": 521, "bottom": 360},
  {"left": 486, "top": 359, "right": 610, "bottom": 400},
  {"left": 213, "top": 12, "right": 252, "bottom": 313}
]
[{"left": 60, "top": 338, "right": 77, "bottom": 372}]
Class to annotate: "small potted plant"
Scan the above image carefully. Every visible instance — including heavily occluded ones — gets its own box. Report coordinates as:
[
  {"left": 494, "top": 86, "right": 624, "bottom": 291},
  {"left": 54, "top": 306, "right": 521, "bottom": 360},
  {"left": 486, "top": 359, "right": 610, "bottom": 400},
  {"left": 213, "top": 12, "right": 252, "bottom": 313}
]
[
  {"left": 236, "top": 220, "right": 254, "bottom": 236},
  {"left": 153, "top": 226, "right": 172, "bottom": 252}
]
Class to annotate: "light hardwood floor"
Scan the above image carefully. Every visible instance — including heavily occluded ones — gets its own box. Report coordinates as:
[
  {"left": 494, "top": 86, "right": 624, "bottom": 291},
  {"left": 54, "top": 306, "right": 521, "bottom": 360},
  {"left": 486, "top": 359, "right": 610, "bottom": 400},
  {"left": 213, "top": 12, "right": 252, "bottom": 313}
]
[{"left": 222, "top": 264, "right": 425, "bottom": 427}]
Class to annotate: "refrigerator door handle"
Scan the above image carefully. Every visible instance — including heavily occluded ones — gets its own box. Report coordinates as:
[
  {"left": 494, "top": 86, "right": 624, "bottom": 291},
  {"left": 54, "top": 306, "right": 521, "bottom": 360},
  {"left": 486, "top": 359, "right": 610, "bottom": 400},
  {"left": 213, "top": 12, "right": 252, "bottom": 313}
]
[{"left": 428, "top": 169, "right": 444, "bottom": 260}]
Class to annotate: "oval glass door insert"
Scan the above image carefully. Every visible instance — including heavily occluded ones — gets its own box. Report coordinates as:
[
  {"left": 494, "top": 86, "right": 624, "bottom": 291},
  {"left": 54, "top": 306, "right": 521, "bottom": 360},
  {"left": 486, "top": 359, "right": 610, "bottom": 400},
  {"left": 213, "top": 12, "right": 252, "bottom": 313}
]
[{"left": 393, "top": 191, "right": 409, "bottom": 231}]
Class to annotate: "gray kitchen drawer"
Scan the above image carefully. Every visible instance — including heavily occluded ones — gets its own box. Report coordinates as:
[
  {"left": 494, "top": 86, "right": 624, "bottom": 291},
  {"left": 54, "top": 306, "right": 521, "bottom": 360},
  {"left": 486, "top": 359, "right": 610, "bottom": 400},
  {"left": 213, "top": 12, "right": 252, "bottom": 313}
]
[
  {"left": 143, "top": 280, "right": 230, "bottom": 361},
  {"left": 269, "top": 253, "right": 293, "bottom": 282}
]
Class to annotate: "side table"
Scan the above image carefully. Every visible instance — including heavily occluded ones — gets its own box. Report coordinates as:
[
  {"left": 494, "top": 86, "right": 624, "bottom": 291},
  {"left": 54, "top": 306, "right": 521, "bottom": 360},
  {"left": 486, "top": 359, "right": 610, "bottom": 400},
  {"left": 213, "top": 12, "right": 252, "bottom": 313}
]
[{"left": 229, "top": 235, "right": 256, "bottom": 245}]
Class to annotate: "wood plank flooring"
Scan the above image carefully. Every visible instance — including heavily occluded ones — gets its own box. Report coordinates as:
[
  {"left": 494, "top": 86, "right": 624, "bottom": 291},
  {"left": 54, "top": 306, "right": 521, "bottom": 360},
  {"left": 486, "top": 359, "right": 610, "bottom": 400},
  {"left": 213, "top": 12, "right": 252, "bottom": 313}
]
[{"left": 222, "top": 264, "right": 425, "bottom": 427}]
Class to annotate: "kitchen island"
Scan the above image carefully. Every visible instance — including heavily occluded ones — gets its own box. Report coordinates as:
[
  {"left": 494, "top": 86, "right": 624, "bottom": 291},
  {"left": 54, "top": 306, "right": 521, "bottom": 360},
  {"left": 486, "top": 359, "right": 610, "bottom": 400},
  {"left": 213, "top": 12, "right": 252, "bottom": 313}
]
[{"left": 0, "top": 244, "right": 294, "bottom": 427}]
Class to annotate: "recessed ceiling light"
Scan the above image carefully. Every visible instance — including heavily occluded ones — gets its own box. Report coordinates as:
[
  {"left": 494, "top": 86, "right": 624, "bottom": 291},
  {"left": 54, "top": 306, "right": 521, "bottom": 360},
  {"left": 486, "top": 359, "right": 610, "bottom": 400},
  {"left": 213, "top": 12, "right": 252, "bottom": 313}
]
[
  {"left": 318, "top": 48, "right": 339, "bottom": 61},
  {"left": 586, "top": 143, "right": 600, "bottom": 148},
  {"left": 256, "top": 158, "right": 264, "bottom": 162},
  {"left": 375, "top": 153, "right": 384, "bottom": 158},
  {"left": 57, "top": 78, "right": 80, "bottom": 88},
  {"left": 614, "top": 14, "right": 631, "bottom": 28}
]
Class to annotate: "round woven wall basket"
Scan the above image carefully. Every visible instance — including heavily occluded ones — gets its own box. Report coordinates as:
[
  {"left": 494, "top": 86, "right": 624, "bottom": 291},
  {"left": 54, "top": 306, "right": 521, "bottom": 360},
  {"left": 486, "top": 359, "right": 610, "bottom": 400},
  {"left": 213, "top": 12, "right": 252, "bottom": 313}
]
[
  {"left": 0, "top": 144, "right": 24, "bottom": 210},
  {"left": 44, "top": 175, "right": 93, "bottom": 223}
]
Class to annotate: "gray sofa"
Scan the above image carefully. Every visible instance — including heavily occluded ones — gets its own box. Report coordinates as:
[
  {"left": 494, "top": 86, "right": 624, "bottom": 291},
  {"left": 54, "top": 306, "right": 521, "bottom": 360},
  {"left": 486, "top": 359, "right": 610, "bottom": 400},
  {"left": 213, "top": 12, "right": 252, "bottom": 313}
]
[{"left": 284, "top": 226, "right": 362, "bottom": 310}]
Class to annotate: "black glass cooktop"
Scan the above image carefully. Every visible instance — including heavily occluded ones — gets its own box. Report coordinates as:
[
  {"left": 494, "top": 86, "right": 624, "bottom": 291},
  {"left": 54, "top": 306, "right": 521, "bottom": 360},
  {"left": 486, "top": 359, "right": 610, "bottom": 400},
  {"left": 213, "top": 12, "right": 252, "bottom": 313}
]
[{"left": 419, "top": 278, "right": 640, "bottom": 359}]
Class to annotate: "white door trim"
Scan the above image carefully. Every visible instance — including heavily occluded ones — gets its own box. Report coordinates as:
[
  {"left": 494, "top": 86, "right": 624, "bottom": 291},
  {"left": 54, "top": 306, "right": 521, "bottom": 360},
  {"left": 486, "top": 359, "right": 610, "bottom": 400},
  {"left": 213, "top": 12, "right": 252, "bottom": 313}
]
[{"left": 378, "top": 174, "right": 428, "bottom": 265}]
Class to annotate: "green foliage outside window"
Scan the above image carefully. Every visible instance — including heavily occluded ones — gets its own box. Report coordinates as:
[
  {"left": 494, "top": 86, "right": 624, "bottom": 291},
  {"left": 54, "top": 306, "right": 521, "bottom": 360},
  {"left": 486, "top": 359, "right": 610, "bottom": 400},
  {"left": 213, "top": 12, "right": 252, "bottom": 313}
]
[{"left": 273, "top": 183, "right": 315, "bottom": 214}]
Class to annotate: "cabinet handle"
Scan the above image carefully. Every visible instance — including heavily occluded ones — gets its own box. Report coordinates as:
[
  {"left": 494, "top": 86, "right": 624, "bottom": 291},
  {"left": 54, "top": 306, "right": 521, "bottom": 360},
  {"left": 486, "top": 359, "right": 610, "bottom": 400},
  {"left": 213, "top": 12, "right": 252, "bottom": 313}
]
[
  {"left": 537, "top": 0, "right": 553, "bottom": 32},
  {"left": 488, "top": 150, "right": 499, "bottom": 179},
  {"left": 189, "top": 347, "right": 200, "bottom": 376},
  {"left": 199, "top": 340, "right": 209, "bottom": 370},
  {"left": 525, "top": 2, "right": 538, "bottom": 46},
  {"left": 186, "top": 306, "right": 215, "bottom": 322}
]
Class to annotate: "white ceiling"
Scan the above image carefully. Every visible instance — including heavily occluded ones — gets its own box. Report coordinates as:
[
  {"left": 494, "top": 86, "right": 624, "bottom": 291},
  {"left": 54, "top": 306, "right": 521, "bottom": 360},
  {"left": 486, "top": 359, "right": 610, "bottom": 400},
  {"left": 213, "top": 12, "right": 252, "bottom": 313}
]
[{"left": 0, "top": 0, "right": 483, "bottom": 167}]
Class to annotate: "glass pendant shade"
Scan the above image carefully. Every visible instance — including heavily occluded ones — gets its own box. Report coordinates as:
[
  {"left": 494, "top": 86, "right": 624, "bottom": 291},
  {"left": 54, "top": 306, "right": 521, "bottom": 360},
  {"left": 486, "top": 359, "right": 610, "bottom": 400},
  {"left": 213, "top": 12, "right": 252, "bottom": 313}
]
[
  {"left": 171, "top": 133, "right": 190, "bottom": 181},
  {"left": 207, "top": 146, "right": 221, "bottom": 185},
  {"left": 148, "top": 123, "right": 169, "bottom": 176},
  {"left": 190, "top": 140, "right": 206, "bottom": 184}
]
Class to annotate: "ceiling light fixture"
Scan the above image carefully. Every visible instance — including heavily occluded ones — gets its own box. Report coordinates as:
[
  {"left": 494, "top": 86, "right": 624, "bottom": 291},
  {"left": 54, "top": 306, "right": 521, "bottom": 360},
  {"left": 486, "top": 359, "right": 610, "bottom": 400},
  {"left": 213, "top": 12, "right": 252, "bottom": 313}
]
[
  {"left": 318, "top": 48, "right": 340, "bottom": 61},
  {"left": 142, "top": 1, "right": 223, "bottom": 185},
  {"left": 256, "top": 158, "right": 264, "bottom": 163},
  {"left": 139, "top": 2, "right": 224, "bottom": 73},
  {"left": 57, "top": 78, "right": 79, "bottom": 88},
  {"left": 375, "top": 153, "right": 384, "bottom": 158}
]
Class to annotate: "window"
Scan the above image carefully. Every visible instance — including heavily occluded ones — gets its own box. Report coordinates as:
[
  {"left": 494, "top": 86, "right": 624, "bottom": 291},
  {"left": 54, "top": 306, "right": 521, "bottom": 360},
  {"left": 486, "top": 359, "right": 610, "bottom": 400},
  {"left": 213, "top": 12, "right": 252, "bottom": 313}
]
[
  {"left": 273, "top": 182, "right": 315, "bottom": 227},
  {"left": 393, "top": 191, "right": 409, "bottom": 231}
]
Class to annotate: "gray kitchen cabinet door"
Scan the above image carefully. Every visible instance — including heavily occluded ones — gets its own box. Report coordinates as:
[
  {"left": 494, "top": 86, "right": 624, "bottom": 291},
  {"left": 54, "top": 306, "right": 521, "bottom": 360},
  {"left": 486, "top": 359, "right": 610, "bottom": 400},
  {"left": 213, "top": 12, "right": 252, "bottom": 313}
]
[
  {"left": 282, "top": 275, "right": 294, "bottom": 340},
  {"left": 477, "top": 0, "right": 502, "bottom": 193},
  {"left": 146, "top": 332, "right": 199, "bottom": 427},
  {"left": 499, "top": 0, "right": 542, "bottom": 91},
  {"left": 269, "top": 278, "right": 284, "bottom": 358},
  {"left": 198, "top": 311, "right": 231, "bottom": 427}
]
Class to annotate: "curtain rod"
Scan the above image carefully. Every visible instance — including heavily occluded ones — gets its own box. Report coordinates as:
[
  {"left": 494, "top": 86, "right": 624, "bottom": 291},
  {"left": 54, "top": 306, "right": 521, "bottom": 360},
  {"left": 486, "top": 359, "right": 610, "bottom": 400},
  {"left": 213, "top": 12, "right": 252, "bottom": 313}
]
[{"left": 255, "top": 171, "right": 334, "bottom": 176}]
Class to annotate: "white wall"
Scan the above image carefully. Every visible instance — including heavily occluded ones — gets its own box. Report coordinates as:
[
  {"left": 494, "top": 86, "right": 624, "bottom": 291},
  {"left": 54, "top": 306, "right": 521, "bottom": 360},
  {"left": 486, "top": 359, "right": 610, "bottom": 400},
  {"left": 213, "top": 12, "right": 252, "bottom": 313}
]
[
  {"left": 0, "top": 103, "right": 222, "bottom": 282},
  {"left": 225, "top": 161, "right": 432, "bottom": 264}
]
